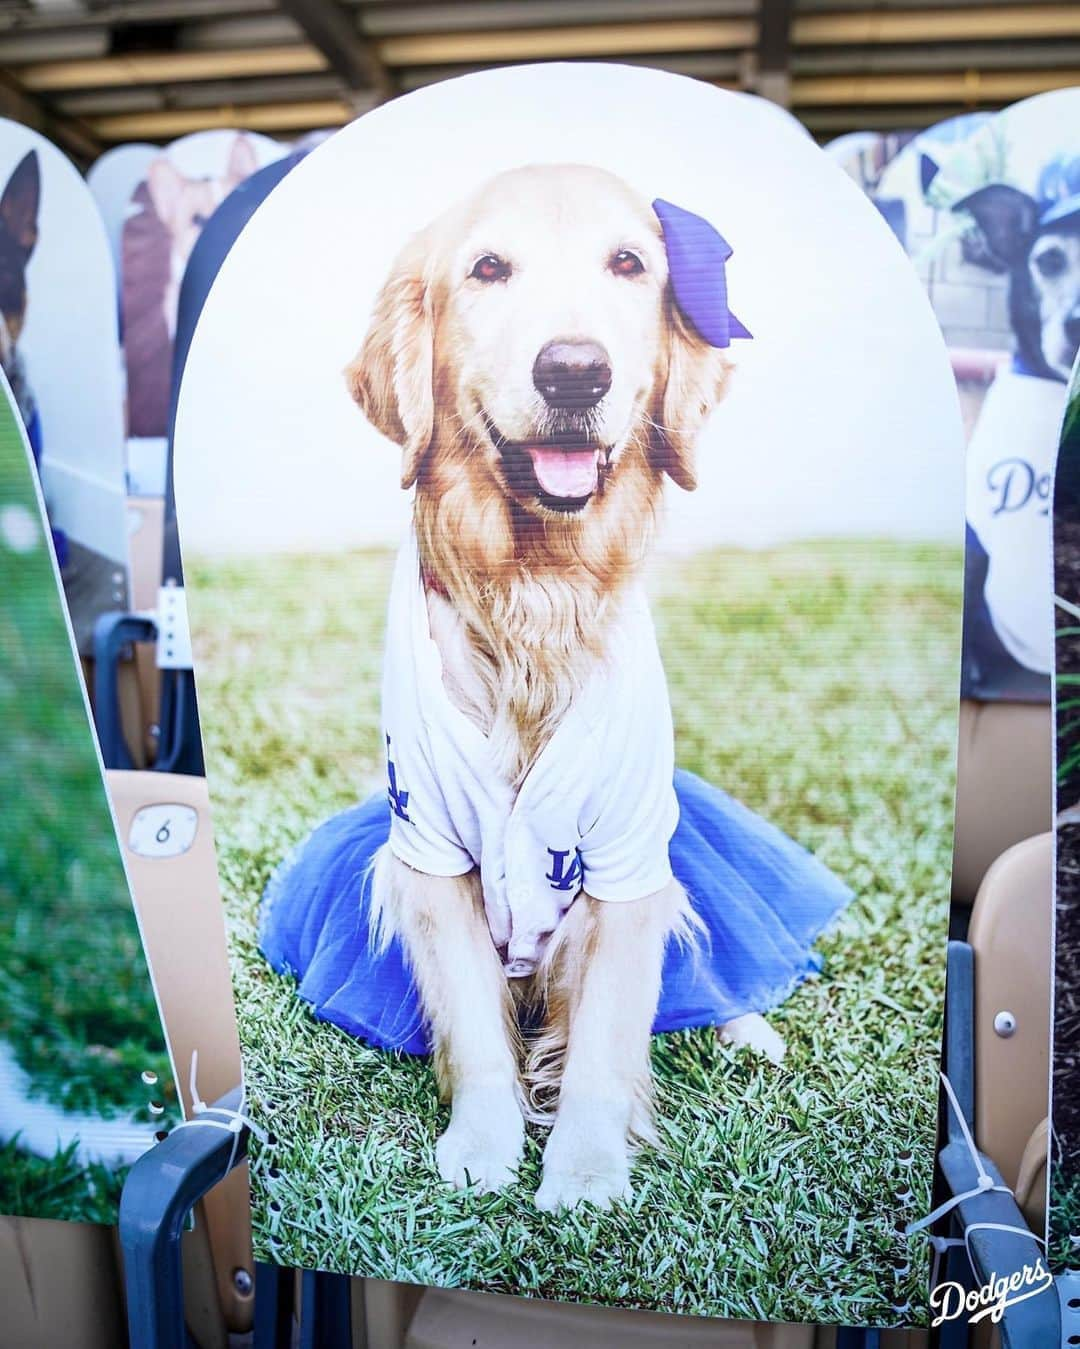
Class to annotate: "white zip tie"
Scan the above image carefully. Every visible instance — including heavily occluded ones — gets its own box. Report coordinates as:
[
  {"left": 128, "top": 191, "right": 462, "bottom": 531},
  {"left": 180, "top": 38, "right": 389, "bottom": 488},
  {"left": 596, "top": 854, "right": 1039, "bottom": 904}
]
[
  {"left": 927, "top": 1233, "right": 966, "bottom": 1292},
  {"left": 167, "top": 1050, "right": 269, "bottom": 1177},
  {"left": 1055, "top": 593, "right": 1080, "bottom": 623},
  {"left": 905, "top": 1072, "right": 1044, "bottom": 1303},
  {"left": 906, "top": 1072, "right": 1011, "bottom": 1238},
  {"left": 962, "top": 1221, "right": 1046, "bottom": 1273}
]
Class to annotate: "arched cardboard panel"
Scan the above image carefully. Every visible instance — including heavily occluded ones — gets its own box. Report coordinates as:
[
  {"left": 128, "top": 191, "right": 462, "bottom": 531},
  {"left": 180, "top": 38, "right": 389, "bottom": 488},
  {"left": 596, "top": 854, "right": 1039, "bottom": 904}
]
[
  {"left": 175, "top": 64, "right": 964, "bottom": 1329},
  {"left": 879, "top": 93, "right": 1080, "bottom": 702},
  {"left": 121, "top": 128, "right": 287, "bottom": 492},
  {"left": 0, "top": 369, "right": 175, "bottom": 1222},
  {"left": 825, "top": 129, "right": 915, "bottom": 197},
  {"left": 87, "top": 142, "right": 158, "bottom": 290},
  {"left": 0, "top": 118, "right": 129, "bottom": 655},
  {"left": 1052, "top": 348, "right": 1080, "bottom": 1274}
]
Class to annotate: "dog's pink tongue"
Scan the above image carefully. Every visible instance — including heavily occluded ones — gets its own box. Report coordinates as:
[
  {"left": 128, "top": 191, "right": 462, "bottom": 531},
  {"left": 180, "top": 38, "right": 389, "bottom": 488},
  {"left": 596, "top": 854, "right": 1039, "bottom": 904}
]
[{"left": 528, "top": 447, "right": 598, "bottom": 499}]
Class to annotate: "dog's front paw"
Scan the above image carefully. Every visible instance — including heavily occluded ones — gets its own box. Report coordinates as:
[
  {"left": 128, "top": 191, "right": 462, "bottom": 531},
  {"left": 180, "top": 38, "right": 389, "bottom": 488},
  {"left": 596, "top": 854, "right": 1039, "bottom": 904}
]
[
  {"left": 535, "top": 1108, "right": 631, "bottom": 1212},
  {"left": 719, "top": 1012, "right": 786, "bottom": 1064},
  {"left": 436, "top": 1090, "right": 524, "bottom": 1193}
]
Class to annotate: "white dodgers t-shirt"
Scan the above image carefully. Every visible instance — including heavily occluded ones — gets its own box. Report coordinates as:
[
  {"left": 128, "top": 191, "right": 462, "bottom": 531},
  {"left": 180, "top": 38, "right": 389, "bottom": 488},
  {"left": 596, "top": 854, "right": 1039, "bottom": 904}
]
[
  {"left": 382, "top": 532, "right": 678, "bottom": 976},
  {"left": 966, "top": 369, "right": 1065, "bottom": 675}
]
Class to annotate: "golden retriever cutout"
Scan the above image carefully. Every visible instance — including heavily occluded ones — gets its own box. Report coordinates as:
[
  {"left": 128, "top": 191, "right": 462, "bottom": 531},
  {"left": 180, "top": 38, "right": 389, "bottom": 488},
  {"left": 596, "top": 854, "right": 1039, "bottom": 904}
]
[{"left": 346, "top": 164, "right": 772, "bottom": 1211}]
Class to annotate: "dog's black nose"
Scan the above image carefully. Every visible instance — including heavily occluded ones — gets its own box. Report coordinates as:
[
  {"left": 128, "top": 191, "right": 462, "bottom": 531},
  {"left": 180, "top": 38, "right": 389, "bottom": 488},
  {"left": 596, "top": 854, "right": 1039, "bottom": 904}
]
[{"left": 533, "top": 339, "right": 612, "bottom": 409}]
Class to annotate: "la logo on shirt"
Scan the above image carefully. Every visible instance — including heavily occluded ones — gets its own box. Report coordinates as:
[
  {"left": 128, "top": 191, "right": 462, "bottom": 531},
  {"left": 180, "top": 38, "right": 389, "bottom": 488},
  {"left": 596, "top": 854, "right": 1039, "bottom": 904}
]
[
  {"left": 546, "top": 848, "right": 585, "bottom": 892},
  {"left": 386, "top": 735, "right": 411, "bottom": 823}
]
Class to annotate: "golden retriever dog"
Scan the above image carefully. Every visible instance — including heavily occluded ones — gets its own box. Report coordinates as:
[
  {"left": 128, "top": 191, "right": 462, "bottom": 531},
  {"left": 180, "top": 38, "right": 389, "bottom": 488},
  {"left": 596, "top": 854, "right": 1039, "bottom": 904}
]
[{"left": 346, "top": 163, "right": 777, "bottom": 1211}]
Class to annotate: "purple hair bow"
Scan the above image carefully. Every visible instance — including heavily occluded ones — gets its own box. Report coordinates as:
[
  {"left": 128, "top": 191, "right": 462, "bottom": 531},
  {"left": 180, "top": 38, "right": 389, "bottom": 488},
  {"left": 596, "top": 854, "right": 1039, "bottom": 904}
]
[{"left": 653, "top": 197, "right": 752, "bottom": 348}]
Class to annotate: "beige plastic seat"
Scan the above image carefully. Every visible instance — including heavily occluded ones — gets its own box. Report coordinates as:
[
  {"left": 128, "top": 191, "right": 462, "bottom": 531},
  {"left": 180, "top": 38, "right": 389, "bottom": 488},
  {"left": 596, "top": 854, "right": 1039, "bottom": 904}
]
[
  {"left": 951, "top": 700, "right": 1052, "bottom": 903},
  {"left": 965, "top": 831, "right": 1052, "bottom": 1232},
  {"left": 124, "top": 496, "right": 165, "bottom": 763},
  {"left": 951, "top": 690, "right": 1052, "bottom": 1235},
  {"left": 106, "top": 769, "right": 254, "bottom": 1344},
  {"left": 0, "top": 1218, "right": 126, "bottom": 1349}
]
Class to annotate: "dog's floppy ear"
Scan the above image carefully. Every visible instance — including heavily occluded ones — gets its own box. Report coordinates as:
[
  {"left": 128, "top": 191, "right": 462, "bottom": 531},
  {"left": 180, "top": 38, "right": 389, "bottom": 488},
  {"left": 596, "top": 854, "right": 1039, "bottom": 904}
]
[
  {"left": 345, "top": 236, "right": 434, "bottom": 489},
  {"left": 656, "top": 304, "right": 731, "bottom": 491},
  {"left": 652, "top": 198, "right": 747, "bottom": 491},
  {"left": 0, "top": 151, "right": 40, "bottom": 257},
  {"left": 954, "top": 184, "right": 1040, "bottom": 271}
]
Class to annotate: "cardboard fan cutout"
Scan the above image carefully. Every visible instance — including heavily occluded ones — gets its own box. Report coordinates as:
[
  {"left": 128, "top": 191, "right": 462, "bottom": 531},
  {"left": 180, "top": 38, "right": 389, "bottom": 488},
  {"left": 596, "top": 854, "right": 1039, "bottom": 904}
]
[
  {"left": 1052, "top": 350, "right": 1080, "bottom": 1275},
  {"left": 87, "top": 142, "right": 158, "bottom": 291},
  {"left": 825, "top": 129, "right": 914, "bottom": 198},
  {"left": 878, "top": 93, "right": 1080, "bottom": 702},
  {"left": 175, "top": 64, "right": 964, "bottom": 1327},
  {"left": 0, "top": 119, "right": 130, "bottom": 656},
  {"left": 121, "top": 128, "right": 286, "bottom": 492},
  {"left": 0, "top": 370, "right": 175, "bottom": 1223}
]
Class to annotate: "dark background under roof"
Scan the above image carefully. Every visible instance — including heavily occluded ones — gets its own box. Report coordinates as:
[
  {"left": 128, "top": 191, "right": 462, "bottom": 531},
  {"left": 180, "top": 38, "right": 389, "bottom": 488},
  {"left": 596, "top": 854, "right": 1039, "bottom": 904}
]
[{"left": 0, "top": 0, "right": 1077, "bottom": 161}]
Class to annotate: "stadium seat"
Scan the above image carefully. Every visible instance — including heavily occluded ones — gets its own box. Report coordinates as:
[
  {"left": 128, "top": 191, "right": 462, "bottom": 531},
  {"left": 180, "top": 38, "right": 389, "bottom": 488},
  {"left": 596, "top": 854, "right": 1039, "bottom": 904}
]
[
  {"left": 106, "top": 768, "right": 254, "bottom": 1340},
  {"left": 951, "top": 702, "right": 1052, "bottom": 905},
  {"left": 965, "top": 832, "right": 1051, "bottom": 1229}
]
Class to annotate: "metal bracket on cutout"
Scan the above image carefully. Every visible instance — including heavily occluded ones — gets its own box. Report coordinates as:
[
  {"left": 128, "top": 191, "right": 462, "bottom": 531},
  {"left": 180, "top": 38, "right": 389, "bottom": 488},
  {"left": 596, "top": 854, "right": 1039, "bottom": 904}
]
[{"left": 156, "top": 585, "right": 193, "bottom": 671}]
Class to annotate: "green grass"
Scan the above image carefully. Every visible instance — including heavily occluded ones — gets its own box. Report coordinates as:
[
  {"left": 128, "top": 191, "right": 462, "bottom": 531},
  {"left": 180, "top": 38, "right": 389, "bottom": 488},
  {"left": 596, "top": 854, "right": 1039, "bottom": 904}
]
[
  {"left": 1049, "top": 1163, "right": 1080, "bottom": 1273},
  {"left": 0, "top": 419, "right": 174, "bottom": 1222},
  {"left": 189, "top": 538, "right": 960, "bottom": 1328},
  {"left": 0, "top": 1135, "right": 125, "bottom": 1225}
]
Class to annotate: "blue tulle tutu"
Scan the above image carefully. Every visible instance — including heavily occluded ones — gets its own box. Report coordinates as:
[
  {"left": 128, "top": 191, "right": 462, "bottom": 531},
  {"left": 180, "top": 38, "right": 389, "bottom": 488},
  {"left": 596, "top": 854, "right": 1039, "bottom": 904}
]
[{"left": 259, "top": 769, "right": 852, "bottom": 1055}]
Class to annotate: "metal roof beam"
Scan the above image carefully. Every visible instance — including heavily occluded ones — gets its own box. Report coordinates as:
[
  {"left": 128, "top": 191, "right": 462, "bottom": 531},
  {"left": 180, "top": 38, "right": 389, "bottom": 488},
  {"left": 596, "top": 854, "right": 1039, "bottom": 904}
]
[
  {"left": 793, "top": 5, "right": 1080, "bottom": 45},
  {"left": 394, "top": 48, "right": 744, "bottom": 91},
  {"left": 376, "top": 17, "right": 756, "bottom": 63},
  {"left": 55, "top": 71, "right": 347, "bottom": 115},
  {"left": 19, "top": 45, "right": 326, "bottom": 91},
  {"left": 0, "top": 0, "right": 276, "bottom": 33},
  {"left": 276, "top": 0, "right": 392, "bottom": 99},
  {"left": 86, "top": 97, "right": 358, "bottom": 140},
  {"left": 795, "top": 40, "right": 1080, "bottom": 75},
  {"left": 755, "top": 0, "right": 792, "bottom": 104},
  {"left": 0, "top": 69, "right": 100, "bottom": 161},
  {"left": 356, "top": 0, "right": 756, "bottom": 38},
  {"left": 791, "top": 66, "right": 1080, "bottom": 105}
]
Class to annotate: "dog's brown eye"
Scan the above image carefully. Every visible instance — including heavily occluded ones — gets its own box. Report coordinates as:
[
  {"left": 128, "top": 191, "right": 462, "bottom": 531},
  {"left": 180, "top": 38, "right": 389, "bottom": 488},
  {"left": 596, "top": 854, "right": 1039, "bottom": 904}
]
[
  {"left": 1034, "top": 245, "right": 1067, "bottom": 279},
  {"left": 470, "top": 254, "right": 511, "bottom": 283},
  {"left": 610, "top": 250, "right": 644, "bottom": 277}
]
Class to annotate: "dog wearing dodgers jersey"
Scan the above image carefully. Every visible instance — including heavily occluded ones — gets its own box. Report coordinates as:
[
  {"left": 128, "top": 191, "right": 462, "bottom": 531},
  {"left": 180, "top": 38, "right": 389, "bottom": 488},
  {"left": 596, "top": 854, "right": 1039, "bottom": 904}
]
[{"left": 346, "top": 163, "right": 778, "bottom": 1211}]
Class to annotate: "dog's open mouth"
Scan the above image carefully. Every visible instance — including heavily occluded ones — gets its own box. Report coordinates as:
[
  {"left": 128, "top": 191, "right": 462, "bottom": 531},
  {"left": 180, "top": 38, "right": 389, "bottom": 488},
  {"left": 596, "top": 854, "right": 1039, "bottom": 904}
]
[
  {"left": 484, "top": 417, "right": 607, "bottom": 512},
  {"left": 527, "top": 442, "right": 600, "bottom": 499}
]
